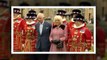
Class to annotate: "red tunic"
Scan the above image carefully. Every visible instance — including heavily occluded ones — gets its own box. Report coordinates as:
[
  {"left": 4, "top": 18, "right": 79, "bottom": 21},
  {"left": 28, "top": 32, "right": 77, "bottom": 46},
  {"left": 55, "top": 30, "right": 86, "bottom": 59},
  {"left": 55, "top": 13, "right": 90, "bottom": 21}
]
[
  {"left": 23, "top": 22, "right": 37, "bottom": 52},
  {"left": 13, "top": 18, "right": 26, "bottom": 51},
  {"left": 67, "top": 19, "right": 75, "bottom": 36},
  {"left": 66, "top": 19, "right": 75, "bottom": 51},
  {"left": 0, "top": 10, "right": 11, "bottom": 58},
  {"left": 68, "top": 24, "right": 92, "bottom": 52},
  {"left": 96, "top": 26, "right": 106, "bottom": 57}
]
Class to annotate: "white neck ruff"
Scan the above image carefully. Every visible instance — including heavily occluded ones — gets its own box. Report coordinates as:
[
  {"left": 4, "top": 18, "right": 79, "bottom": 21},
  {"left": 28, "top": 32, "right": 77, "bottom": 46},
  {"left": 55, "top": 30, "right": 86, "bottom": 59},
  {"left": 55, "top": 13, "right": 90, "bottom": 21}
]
[
  {"left": 26, "top": 21, "right": 35, "bottom": 25},
  {"left": 73, "top": 23, "right": 85, "bottom": 28},
  {"left": 71, "top": 18, "right": 75, "bottom": 22}
]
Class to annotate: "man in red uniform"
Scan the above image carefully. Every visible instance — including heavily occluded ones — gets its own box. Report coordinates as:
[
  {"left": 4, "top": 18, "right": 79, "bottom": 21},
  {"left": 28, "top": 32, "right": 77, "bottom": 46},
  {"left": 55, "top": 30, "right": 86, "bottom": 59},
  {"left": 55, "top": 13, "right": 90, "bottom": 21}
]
[
  {"left": 96, "top": 18, "right": 106, "bottom": 60},
  {"left": 26, "top": 9, "right": 38, "bottom": 23},
  {"left": 67, "top": 14, "right": 92, "bottom": 52},
  {"left": 13, "top": 8, "right": 26, "bottom": 52},
  {"left": 67, "top": 9, "right": 81, "bottom": 32},
  {"left": 22, "top": 9, "right": 37, "bottom": 52},
  {"left": 0, "top": 0, "right": 11, "bottom": 59},
  {"left": 66, "top": 9, "right": 81, "bottom": 51}
]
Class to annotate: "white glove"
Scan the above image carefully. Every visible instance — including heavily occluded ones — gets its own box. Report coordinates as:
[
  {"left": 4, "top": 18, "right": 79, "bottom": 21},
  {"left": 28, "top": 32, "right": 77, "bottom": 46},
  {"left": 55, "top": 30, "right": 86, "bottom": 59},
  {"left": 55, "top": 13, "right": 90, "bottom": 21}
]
[
  {"left": 92, "top": 44, "right": 94, "bottom": 47},
  {"left": 85, "top": 49, "right": 88, "bottom": 52},
  {"left": 22, "top": 44, "right": 25, "bottom": 47}
]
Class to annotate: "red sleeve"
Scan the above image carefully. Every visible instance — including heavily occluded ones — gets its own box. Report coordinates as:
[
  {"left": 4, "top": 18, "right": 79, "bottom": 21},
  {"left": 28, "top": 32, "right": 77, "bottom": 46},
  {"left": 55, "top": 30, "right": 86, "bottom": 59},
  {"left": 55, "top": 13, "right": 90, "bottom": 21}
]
[
  {"left": 67, "top": 28, "right": 73, "bottom": 51},
  {"left": 67, "top": 23, "right": 70, "bottom": 40},
  {"left": 21, "top": 25, "right": 27, "bottom": 44},
  {"left": 20, "top": 19, "right": 27, "bottom": 44},
  {"left": 20, "top": 19, "right": 27, "bottom": 31},
  {"left": 4, "top": 17, "right": 11, "bottom": 32},
  {"left": 84, "top": 28, "right": 92, "bottom": 50},
  {"left": 97, "top": 27, "right": 106, "bottom": 43},
  {"left": 96, "top": 27, "right": 106, "bottom": 56}
]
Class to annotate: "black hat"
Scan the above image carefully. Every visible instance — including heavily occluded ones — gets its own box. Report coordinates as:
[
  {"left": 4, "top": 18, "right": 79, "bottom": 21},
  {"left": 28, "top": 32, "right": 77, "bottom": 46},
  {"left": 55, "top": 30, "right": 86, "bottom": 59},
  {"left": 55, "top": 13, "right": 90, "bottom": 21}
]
[
  {"left": 56, "top": 10, "right": 66, "bottom": 16},
  {"left": 26, "top": 13, "right": 37, "bottom": 19},
  {"left": 13, "top": 8, "right": 21, "bottom": 14},
  {"left": 62, "top": 10, "right": 66, "bottom": 16},
  {"left": 26, "top": 14, "right": 34, "bottom": 19},
  {"left": 71, "top": 9, "right": 81, "bottom": 16},
  {"left": 74, "top": 14, "right": 85, "bottom": 23},
  {"left": 31, "top": 14, "right": 37, "bottom": 19},
  {"left": 29, "top": 9, "right": 36, "bottom": 15},
  {"left": 59, "top": 2, "right": 71, "bottom": 6},
  {"left": 26, "top": 9, "right": 37, "bottom": 19},
  {"left": 79, "top": 1, "right": 91, "bottom": 6},
  {"left": 0, "top": 0, "right": 8, "bottom": 8},
  {"left": 19, "top": 2, "right": 29, "bottom": 6},
  {"left": 56, "top": 10, "right": 63, "bottom": 15}
]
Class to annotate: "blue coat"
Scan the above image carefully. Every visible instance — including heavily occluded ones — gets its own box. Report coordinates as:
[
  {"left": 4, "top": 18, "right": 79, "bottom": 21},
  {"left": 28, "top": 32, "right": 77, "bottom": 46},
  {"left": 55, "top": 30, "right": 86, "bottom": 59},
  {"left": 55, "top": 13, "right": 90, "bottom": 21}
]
[{"left": 35, "top": 21, "right": 51, "bottom": 51}]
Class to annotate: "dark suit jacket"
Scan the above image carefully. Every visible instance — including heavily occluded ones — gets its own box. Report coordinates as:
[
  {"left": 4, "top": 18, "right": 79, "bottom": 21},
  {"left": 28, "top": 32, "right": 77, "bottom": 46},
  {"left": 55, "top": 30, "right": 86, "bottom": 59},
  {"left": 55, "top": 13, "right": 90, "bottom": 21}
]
[{"left": 35, "top": 21, "right": 51, "bottom": 51}]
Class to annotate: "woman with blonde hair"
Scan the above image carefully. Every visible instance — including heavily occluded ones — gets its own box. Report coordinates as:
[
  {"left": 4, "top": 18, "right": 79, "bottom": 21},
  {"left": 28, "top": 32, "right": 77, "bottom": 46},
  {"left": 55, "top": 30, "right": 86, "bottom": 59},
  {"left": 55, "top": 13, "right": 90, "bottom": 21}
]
[{"left": 49, "top": 15, "right": 67, "bottom": 52}]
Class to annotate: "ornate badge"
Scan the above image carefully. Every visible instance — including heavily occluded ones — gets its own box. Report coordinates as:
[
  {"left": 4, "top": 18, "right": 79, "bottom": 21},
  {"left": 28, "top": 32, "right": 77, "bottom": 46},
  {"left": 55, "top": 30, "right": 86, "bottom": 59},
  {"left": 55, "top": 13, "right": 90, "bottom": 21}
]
[
  {"left": 80, "top": 29, "right": 85, "bottom": 33},
  {"left": 74, "top": 30, "right": 78, "bottom": 34}
]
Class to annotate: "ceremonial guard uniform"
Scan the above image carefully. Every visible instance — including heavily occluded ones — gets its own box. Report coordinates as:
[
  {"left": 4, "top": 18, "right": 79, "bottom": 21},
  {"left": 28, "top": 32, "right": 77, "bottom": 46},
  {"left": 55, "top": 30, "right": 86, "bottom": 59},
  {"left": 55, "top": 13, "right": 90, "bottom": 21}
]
[
  {"left": 23, "top": 9, "right": 37, "bottom": 52},
  {"left": 96, "top": 20, "right": 106, "bottom": 59},
  {"left": 67, "top": 14, "right": 92, "bottom": 52},
  {"left": 13, "top": 8, "right": 26, "bottom": 51},
  {"left": 66, "top": 9, "right": 82, "bottom": 51},
  {"left": 67, "top": 9, "right": 81, "bottom": 32},
  {"left": 0, "top": 0, "right": 11, "bottom": 58}
]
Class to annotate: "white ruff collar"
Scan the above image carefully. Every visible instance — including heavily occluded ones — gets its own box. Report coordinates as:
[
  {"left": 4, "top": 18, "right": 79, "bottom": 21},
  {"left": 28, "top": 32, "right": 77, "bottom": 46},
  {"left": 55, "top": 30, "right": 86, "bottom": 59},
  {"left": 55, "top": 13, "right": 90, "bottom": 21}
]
[
  {"left": 26, "top": 21, "right": 35, "bottom": 25},
  {"left": 71, "top": 18, "right": 75, "bottom": 22},
  {"left": 73, "top": 24, "right": 85, "bottom": 28}
]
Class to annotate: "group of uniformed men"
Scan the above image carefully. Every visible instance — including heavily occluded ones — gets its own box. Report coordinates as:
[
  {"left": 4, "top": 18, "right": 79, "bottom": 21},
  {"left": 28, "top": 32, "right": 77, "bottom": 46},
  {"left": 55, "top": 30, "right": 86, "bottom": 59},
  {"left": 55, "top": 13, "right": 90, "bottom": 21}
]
[{"left": 13, "top": 8, "right": 93, "bottom": 52}]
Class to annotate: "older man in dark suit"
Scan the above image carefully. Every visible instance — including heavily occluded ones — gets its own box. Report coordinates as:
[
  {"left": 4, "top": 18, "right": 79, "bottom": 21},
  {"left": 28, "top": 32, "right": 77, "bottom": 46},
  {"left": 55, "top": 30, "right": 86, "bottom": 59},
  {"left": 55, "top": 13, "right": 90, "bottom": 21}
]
[{"left": 35, "top": 13, "right": 51, "bottom": 52}]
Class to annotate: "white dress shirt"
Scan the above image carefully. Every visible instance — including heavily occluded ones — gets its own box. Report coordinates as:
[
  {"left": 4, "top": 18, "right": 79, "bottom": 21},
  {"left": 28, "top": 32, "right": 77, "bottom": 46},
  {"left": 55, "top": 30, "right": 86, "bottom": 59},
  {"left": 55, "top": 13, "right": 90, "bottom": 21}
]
[{"left": 39, "top": 21, "right": 44, "bottom": 35}]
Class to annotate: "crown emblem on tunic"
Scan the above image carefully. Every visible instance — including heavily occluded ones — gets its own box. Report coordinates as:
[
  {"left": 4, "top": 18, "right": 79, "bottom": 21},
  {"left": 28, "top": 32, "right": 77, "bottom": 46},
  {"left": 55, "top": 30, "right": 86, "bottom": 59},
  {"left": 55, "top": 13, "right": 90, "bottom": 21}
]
[{"left": 80, "top": 29, "right": 85, "bottom": 33}]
